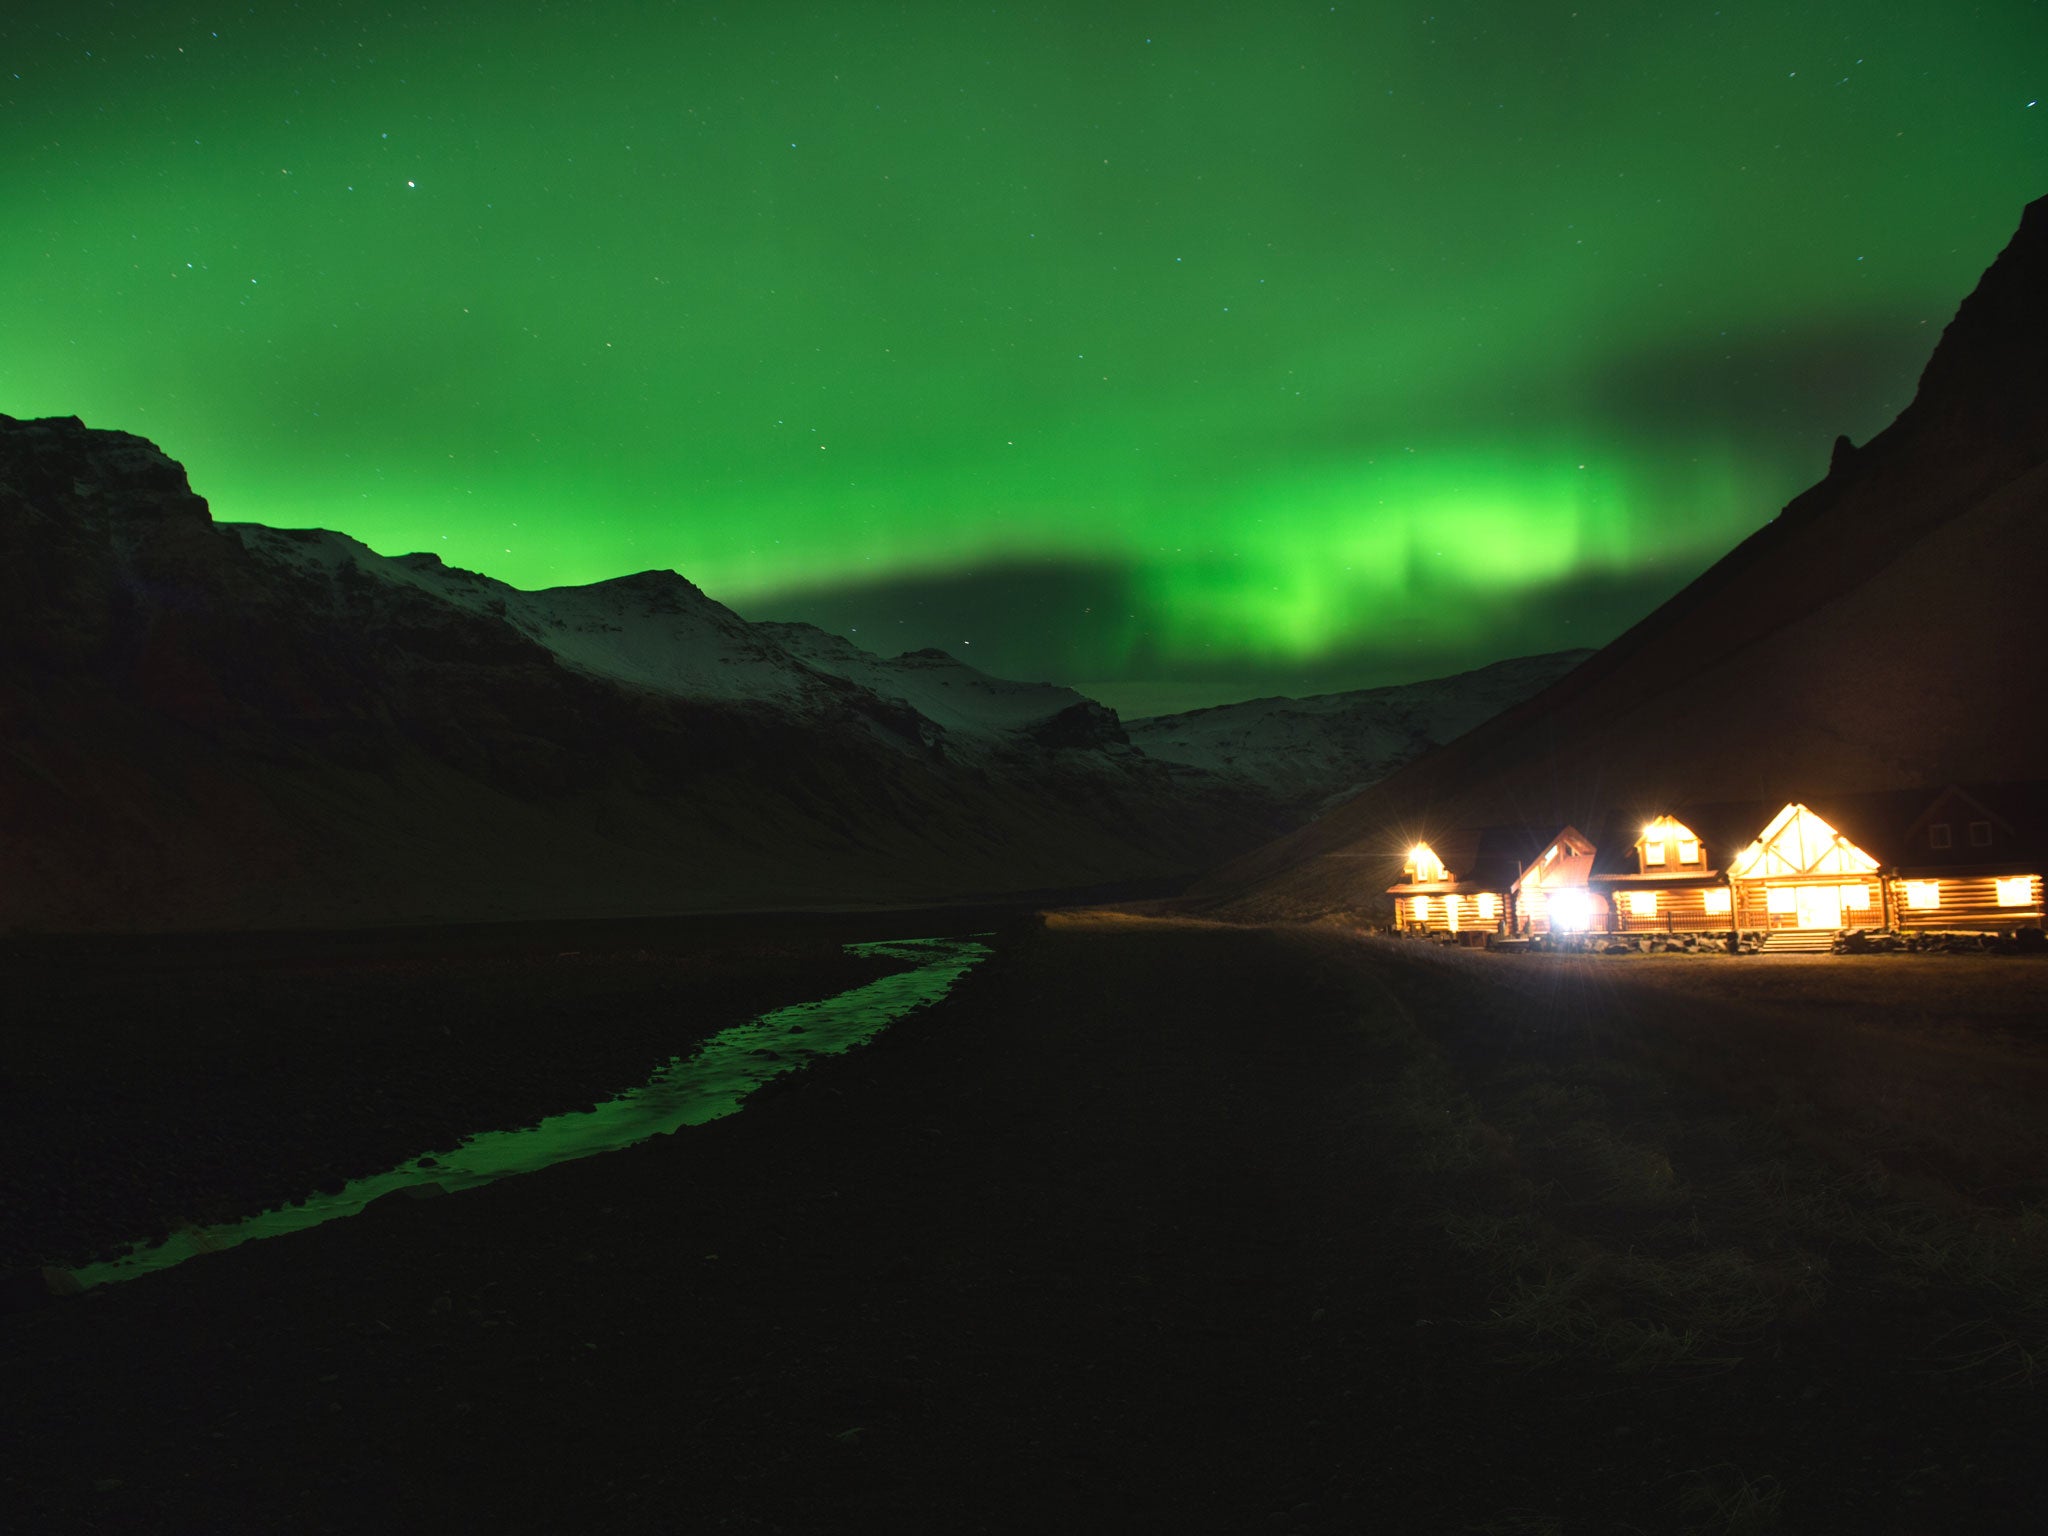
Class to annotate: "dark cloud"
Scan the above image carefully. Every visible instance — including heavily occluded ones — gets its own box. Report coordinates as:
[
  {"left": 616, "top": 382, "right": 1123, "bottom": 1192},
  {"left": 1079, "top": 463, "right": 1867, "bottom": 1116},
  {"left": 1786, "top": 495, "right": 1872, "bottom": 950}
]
[
  {"left": 1572, "top": 314, "right": 1936, "bottom": 449},
  {"left": 740, "top": 553, "right": 1713, "bottom": 717},
  {"left": 737, "top": 561, "right": 1142, "bottom": 689}
]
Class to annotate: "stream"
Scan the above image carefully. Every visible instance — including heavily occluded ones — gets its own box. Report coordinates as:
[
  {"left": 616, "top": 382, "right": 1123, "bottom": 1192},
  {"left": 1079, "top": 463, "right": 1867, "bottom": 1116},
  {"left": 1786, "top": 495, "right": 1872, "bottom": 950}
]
[{"left": 66, "top": 934, "right": 991, "bottom": 1290}]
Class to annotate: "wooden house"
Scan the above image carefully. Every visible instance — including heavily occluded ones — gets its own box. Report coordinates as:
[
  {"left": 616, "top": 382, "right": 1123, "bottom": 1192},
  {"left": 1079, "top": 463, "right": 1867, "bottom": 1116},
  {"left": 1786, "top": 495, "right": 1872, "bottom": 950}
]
[
  {"left": 1387, "top": 826, "right": 1549, "bottom": 941},
  {"left": 1724, "top": 802, "right": 1887, "bottom": 933},
  {"left": 1506, "top": 826, "right": 1603, "bottom": 935},
  {"left": 1386, "top": 785, "right": 2046, "bottom": 946},
  {"left": 1879, "top": 783, "right": 2046, "bottom": 931},
  {"left": 1588, "top": 810, "right": 1743, "bottom": 934}
]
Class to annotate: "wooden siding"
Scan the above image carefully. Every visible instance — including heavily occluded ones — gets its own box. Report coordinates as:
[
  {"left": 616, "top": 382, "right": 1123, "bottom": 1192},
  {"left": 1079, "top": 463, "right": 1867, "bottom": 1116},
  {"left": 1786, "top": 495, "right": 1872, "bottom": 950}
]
[
  {"left": 1889, "top": 874, "right": 2044, "bottom": 931},
  {"left": 1396, "top": 891, "right": 1505, "bottom": 935},
  {"left": 1609, "top": 885, "right": 1731, "bottom": 933},
  {"left": 1731, "top": 877, "right": 1888, "bottom": 932}
]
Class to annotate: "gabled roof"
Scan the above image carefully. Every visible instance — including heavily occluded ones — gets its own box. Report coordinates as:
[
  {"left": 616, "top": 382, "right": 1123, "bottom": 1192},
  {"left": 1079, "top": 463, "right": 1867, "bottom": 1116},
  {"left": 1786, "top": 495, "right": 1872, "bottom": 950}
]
[
  {"left": 1869, "top": 781, "right": 2048, "bottom": 874},
  {"left": 1512, "top": 825, "right": 1598, "bottom": 892},
  {"left": 1386, "top": 823, "right": 1553, "bottom": 894},
  {"left": 1584, "top": 800, "right": 1779, "bottom": 879},
  {"left": 1581, "top": 783, "right": 2048, "bottom": 879},
  {"left": 1387, "top": 784, "right": 2048, "bottom": 899}
]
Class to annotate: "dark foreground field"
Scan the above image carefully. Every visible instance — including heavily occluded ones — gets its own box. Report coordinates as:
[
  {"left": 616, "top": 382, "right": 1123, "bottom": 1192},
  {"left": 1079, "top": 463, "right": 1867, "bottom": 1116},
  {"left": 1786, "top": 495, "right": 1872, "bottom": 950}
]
[{"left": 4, "top": 915, "right": 2047, "bottom": 1533}]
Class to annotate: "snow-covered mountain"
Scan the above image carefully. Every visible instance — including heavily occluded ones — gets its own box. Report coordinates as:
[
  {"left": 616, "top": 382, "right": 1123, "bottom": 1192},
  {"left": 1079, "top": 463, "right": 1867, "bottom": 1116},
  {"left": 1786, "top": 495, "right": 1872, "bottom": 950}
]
[
  {"left": 0, "top": 413, "right": 1579, "bottom": 930},
  {"left": 1125, "top": 652, "right": 1590, "bottom": 819},
  {"left": 0, "top": 420, "right": 1281, "bottom": 930},
  {"left": 224, "top": 522, "right": 1115, "bottom": 756}
]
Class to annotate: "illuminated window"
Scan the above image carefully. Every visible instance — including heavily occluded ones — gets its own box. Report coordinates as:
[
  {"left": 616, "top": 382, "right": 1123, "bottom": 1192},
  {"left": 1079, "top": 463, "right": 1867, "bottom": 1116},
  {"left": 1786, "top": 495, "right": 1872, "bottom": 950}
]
[
  {"left": 1929, "top": 823, "right": 1952, "bottom": 850},
  {"left": 1703, "top": 888, "right": 1732, "bottom": 915},
  {"left": 1996, "top": 877, "right": 2033, "bottom": 907},
  {"left": 1729, "top": 804, "right": 1880, "bottom": 879},
  {"left": 1626, "top": 891, "right": 1657, "bottom": 918},
  {"left": 1905, "top": 881, "right": 1941, "bottom": 911},
  {"left": 1678, "top": 838, "right": 1701, "bottom": 865},
  {"left": 1408, "top": 844, "right": 1448, "bottom": 883},
  {"left": 1969, "top": 821, "right": 1993, "bottom": 848},
  {"left": 1477, "top": 892, "right": 1499, "bottom": 920},
  {"left": 1841, "top": 884, "right": 1870, "bottom": 911},
  {"left": 1766, "top": 888, "right": 1796, "bottom": 914},
  {"left": 1544, "top": 845, "right": 1558, "bottom": 864},
  {"left": 1411, "top": 895, "right": 1432, "bottom": 924},
  {"left": 1446, "top": 896, "right": 1461, "bottom": 932},
  {"left": 1643, "top": 839, "right": 1667, "bottom": 866}
]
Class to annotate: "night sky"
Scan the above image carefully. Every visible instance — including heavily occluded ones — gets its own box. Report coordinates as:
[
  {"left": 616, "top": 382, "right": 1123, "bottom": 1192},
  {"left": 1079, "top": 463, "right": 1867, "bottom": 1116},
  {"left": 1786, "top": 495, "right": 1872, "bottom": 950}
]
[{"left": 6, "top": 4, "right": 2042, "bottom": 716}]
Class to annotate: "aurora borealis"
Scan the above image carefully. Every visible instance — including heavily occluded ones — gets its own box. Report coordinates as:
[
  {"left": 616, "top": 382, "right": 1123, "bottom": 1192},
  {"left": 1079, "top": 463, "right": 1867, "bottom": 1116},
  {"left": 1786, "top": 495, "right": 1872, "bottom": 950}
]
[{"left": 5, "top": 4, "right": 2042, "bottom": 715}]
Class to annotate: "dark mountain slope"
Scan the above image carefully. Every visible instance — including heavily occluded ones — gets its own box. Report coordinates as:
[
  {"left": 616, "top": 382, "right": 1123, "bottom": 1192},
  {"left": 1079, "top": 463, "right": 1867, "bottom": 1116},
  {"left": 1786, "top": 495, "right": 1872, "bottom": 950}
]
[
  {"left": 0, "top": 420, "right": 1281, "bottom": 930},
  {"left": 1200, "top": 194, "right": 2048, "bottom": 918}
]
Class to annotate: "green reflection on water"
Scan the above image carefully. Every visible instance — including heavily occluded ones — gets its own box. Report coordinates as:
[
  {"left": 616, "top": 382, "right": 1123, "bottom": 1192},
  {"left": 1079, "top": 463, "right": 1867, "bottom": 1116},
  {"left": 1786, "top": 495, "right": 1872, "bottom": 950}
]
[{"left": 69, "top": 936, "right": 989, "bottom": 1290}]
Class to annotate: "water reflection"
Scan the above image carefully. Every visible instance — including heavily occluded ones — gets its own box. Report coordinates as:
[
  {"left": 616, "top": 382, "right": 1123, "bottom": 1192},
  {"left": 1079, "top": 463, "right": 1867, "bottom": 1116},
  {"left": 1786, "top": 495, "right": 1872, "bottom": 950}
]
[{"left": 69, "top": 936, "right": 990, "bottom": 1289}]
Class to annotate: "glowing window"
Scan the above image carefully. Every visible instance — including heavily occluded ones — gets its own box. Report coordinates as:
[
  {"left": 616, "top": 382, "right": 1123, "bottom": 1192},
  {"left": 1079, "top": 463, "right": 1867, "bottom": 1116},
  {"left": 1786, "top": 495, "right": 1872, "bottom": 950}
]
[
  {"left": 1841, "top": 884, "right": 1870, "bottom": 911},
  {"left": 1411, "top": 895, "right": 1432, "bottom": 923},
  {"left": 1929, "top": 823, "right": 1952, "bottom": 850},
  {"left": 1996, "top": 877, "right": 2033, "bottom": 907},
  {"left": 1905, "top": 881, "right": 1941, "bottom": 911},
  {"left": 1544, "top": 845, "right": 1558, "bottom": 864},
  {"left": 1626, "top": 891, "right": 1657, "bottom": 917},
  {"left": 1678, "top": 839, "right": 1700, "bottom": 865},
  {"left": 1703, "top": 888, "right": 1732, "bottom": 915},
  {"left": 1643, "top": 839, "right": 1667, "bottom": 866},
  {"left": 1477, "top": 892, "right": 1499, "bottom": 920},
  {"left": 1766, "top": 888, "right": 1796, "bottom": 915},
  {"left": 1445, "top": 896, "right": 1461, "bottom": 932},
  {"left": 1408, "top": 844, "right": 1448, "bottom": 883}
]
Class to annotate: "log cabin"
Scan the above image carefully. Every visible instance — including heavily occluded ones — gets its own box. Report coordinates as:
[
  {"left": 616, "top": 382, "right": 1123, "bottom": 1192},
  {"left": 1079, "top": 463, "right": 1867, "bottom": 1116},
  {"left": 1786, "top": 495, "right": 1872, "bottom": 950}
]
[
  {"left": 1724, "top": 801, "right": 1887, "bottom": 933},
  {"left": 1391, "top": 784, "right": 2047, "bottom": 945},
  {"left": 1588, "top": 810, "right": 1745, "bottom": 934},
  {"left": 1881, "top": 783, "right": 2046, "bottom": 931},
  {"left": 1506, "top": 826, "right": 1603, "bottom": 936},
  {"left": 1387, "top": 825, "right": 1550, "bottom": 941}
]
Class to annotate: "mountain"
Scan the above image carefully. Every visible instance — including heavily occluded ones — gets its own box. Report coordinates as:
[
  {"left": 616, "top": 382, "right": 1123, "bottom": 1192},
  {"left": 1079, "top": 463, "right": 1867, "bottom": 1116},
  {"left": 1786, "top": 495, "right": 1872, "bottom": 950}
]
[
  {"left": 1124, "top": 652, "right": 1591, "bottom": 822},
  {"left": 0, "top": 417, "right": 1567, "bottom": 932},
  {"left": 1198, "top": 193, "right": 2048, "bottom": 920},
  {"left": 0, "top": 421, "right": 1292, "bottom": 931}
]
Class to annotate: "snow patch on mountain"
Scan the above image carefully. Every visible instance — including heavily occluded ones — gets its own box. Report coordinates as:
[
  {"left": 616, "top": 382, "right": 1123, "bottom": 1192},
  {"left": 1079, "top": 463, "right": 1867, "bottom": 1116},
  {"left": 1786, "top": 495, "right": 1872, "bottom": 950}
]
[{"left": 1124, "top": 651, "right": 1592, "bottom": 815}]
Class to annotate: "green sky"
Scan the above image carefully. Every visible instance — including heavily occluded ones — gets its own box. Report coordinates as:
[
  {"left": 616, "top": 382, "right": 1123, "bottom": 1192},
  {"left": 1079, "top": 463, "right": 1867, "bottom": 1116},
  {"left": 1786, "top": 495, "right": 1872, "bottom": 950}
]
[{"left": 4, "top": 2, "right": 2042, "bottom": 714}]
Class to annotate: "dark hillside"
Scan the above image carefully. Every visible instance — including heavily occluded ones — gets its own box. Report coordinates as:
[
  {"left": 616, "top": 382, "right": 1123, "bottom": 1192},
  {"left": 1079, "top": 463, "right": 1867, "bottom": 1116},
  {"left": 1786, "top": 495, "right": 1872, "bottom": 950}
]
[{"left": 1202, "top": 195, "right": 2048, "bottom": 919}]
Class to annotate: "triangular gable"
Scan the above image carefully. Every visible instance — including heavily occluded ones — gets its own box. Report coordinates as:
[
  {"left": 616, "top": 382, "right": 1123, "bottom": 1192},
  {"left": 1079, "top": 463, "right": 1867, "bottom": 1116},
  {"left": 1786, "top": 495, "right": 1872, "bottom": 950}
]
[
  {"left": 1637, "top": 814, "right": 1708, "bottom": 875},
  {"left": 1403, "top": 841, "right": 1450, "bottom": 884},
  {"left": 1902, "top": 784, "right": 2016, "bottom": 850},
  {"left": 1514, "top": 826, "right": 1597, "bottom": 892},
  {"left": 1727, "top": 803, "right": 1880, "bottom": 879}
]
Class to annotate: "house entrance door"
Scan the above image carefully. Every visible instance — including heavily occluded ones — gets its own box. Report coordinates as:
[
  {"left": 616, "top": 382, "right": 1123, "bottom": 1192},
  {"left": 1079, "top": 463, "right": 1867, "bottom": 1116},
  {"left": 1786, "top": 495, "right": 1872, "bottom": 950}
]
[{"left": 1794, "top": 885, "right": 1843, "bottom": 930}]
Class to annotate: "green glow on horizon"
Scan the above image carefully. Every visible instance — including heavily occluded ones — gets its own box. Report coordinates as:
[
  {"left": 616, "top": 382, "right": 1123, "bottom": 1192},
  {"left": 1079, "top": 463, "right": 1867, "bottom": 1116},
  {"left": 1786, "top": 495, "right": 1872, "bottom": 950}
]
[{"left": 3, "top": 2, "right": 2041, "bottom": 703}]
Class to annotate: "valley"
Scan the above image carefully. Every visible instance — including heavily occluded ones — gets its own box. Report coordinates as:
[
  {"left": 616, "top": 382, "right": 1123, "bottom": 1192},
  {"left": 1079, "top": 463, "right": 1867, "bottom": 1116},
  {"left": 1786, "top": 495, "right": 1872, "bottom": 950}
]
[{"left": 5, "top": 913, "right": 2046, "bottom": 1533}]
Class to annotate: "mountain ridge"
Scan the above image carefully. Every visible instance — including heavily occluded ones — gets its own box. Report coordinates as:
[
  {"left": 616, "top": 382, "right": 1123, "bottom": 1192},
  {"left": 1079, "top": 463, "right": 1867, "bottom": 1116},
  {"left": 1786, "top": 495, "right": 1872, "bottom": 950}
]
[
  {"left": 1193, "top": 193, "right": 2048, "bottom": 920},
  {"left": 0, "top": 418, "right": 1570, "bottom": 930}
]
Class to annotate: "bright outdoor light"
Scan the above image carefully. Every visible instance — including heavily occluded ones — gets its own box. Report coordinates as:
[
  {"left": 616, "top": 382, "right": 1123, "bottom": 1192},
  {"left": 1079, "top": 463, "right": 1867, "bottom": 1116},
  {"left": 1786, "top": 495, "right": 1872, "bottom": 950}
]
[{"left": 1550, "top": 889, "right": 1592, "bottom": 931}]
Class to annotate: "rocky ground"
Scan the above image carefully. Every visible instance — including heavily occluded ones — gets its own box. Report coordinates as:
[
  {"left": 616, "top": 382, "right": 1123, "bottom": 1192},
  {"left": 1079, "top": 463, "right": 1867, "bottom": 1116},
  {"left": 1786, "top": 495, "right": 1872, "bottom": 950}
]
[{"left": 4, "top": 915, "right": 2047, "bottom": 1533}]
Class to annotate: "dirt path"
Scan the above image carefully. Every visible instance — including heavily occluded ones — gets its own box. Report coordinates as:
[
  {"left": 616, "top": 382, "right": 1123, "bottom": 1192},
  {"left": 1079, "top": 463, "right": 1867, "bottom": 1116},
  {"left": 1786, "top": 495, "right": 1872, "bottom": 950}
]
[{"left": 4, "top": 916, "right": 2045, "bottom": 1533}]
